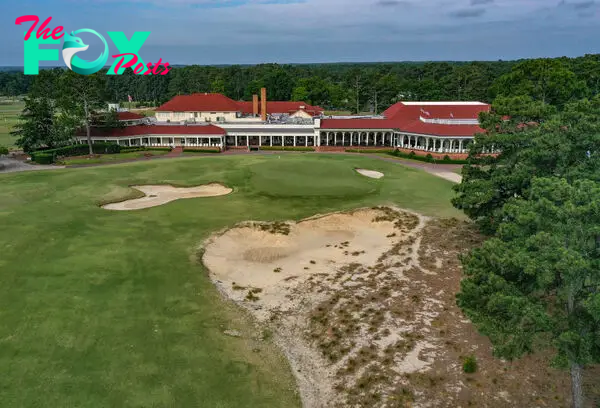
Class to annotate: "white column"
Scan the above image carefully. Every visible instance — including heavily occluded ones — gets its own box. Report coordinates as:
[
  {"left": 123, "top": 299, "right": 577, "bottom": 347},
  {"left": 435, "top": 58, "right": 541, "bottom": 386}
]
[
  {"left": 270, "top": 136, "right": 273, "bottom": 146},
  {"left": 246, "top": 136, "right": 249, "bottom": 146},
  {"left": 357, "top": 133, "right": 360, "bottom": 146},
  {"left": 281, "top": 136, "right": 284, "bottom": 146},
  {"left": 293, "top": 136, "right": 297, "bottom": 146},
  {"left": 235, "top": 135, "right": 238, "bottom": 146},
  {"left": 459, "top": 140, "right": 464, "bottom": 152},
  {"left": 259, "top": 136, "right": 262, "bottom": 147},
  {"left": 305, "top": 137, "right": 308, "bottom": 147}
]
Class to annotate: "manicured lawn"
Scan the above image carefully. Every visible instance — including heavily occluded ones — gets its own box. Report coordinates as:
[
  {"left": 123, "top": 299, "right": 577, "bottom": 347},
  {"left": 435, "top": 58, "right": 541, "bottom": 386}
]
[
  {"left": 0, "top": 154, "right": 460, "bottom": 407},
  {"left": 63, "top": 150, "right": 169, "bottom": 165},
  {"left": 0, "top": 101, "right": 24, "bottom": 149}
]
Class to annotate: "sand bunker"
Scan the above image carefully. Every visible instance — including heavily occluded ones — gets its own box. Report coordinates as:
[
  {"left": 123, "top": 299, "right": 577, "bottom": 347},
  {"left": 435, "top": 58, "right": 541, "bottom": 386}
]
[
  {"left": 355, "top": 168, "right": 384, "bottom": 179},
  {"left": 102, "top": 183, "right": 232, "bottom": 210},
  {"left": 202, "top": 208, "right": 576, "bottom": 408}
]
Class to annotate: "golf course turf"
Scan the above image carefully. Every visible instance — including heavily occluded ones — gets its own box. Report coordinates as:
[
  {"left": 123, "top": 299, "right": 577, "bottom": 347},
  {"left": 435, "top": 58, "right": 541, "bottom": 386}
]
[{"left": 0, "top": 154, "right": 460, "bottom": 407}]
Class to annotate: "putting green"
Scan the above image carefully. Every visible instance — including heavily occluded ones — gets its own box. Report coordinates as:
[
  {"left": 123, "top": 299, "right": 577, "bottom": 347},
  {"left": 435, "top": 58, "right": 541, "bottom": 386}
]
[
  {"left": 249, "top": 155, "right": 379, "bottom": 198},
  {"left": 0, "top": 154, "right": 460, "bottom": 407}
]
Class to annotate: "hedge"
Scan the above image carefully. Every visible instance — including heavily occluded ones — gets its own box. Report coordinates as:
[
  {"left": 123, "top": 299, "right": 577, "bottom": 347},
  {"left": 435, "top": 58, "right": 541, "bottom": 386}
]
[
  {"left": 183, "top": 148, "right": 221, "bottom": 154},
  {"left": 33, "top": 153, "right": 54, "bottom": 164},
  {"left": 31, "top": 142, "right": 121, "bottom": 164},
  {"left": 388, "top": 150, "right": 470, "bottom": 165},
  {"left": 259, "top": 146, "right": 314, "bottom": 152},
  {"left": 345, "top": 148, "right": 395, "bottom": 154},
  {"left": 120, "top": 147, "right": 172, "bottom": 153}
]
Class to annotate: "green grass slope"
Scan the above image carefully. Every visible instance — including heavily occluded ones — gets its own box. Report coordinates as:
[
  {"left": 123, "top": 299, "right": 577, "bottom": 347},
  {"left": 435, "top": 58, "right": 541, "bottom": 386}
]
[{"left": 0, "top": 154, "right": 461, "bottom": 407}]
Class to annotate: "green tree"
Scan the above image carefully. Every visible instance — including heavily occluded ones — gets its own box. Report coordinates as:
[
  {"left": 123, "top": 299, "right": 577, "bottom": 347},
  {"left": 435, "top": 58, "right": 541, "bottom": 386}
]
[
  {"left": 291, "top": 86, "right": 309, "bottom": 102},
  {"left": 457, "top": 177, "right": 600, "bottom": 408},
  {"left": 10, "top": 69, "right": 68, "bottom": 152},
  {"left": 452, "top": 95, "right": 600, "bottom": 233},
  {"left": 91, "top": 109, "right": 124, "bottom": 131},
  {"left": 58, "top": 72, "right": 108, "bottom": 155},
  {"left": 11, "top": 96, "right": 56, "bottom": 152},
  {"left": 492, "top": 59, "right": 588, "bottom": 107}
]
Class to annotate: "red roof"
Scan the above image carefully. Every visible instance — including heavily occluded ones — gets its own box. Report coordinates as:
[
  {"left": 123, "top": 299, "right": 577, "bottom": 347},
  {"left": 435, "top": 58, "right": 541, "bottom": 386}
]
[
  {"left": 319, "top": 119, "right": 398, "bottom": 130},
  {"left": 156, "top": 93, "right": 324, "bottom": 117},
  {"left": 322, "top": 101, "right": 489, "bottom": 137},
  {"left": 79, "top": 124, "right": 226, "bottom": 137},
  {"left": 237, "top": 101, "right": 324, "bottom": 117},
  {"left": 117, "top": 112, "right": 145, "bottom": 120},
  {"left": 156, "top": 93, "right": 241, "bottom": 112},
  {"left": 383, "top": 103, "right": 489, "bottom": 120}
]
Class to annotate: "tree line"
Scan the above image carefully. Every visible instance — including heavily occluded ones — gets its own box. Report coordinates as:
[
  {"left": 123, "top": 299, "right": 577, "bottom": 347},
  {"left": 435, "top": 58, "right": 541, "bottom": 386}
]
[
  {"left": 1, "top": 54, "right": 599, "bottom": 112},
  {"left": 453, "top": 93, "right": 600, "bottom": 407}
]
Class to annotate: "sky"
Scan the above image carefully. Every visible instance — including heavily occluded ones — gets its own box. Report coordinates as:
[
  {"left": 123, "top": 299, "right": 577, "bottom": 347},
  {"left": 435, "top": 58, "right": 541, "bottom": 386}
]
[{"left": 2, "top": 0, "right": 600, "bottom": 66}]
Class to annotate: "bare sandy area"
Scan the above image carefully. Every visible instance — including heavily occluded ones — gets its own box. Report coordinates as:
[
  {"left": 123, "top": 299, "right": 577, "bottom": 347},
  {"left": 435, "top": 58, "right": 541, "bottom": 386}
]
[
  {"left": 426, "top": 170, "right": 462, "bottom": 183},
  {"left": 355, "top": 168, "right": 384, "bottom": 179},
  {"left": 202, "top": 208, "right": 577, "bottom": 408},
  {"left": 102, "top": 183, "right": 232, "bottom": 210}
]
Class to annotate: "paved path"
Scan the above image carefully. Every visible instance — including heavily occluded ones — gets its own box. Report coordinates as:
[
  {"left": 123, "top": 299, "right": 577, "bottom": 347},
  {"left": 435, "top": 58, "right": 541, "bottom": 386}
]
[{"left": 0, "top": 156, "right": 65, "bottom": 174}]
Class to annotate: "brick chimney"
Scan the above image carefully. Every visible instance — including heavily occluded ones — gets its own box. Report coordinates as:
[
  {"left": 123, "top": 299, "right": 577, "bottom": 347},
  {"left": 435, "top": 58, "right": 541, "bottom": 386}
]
[
  {"left": 260, "top": 87, "right": 267, "bottom": 121},
  {"left": 252, "top": 94, "right": 259, "bottom": 117}
]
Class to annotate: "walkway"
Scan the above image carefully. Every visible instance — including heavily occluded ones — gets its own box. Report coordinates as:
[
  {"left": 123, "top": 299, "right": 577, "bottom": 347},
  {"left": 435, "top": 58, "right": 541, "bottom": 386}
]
[{"left": 0, "top": 156, "right": 65, "bottom": 174}]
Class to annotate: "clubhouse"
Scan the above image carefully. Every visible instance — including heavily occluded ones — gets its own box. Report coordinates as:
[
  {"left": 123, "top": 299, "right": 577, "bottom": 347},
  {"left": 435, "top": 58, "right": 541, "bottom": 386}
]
[{"left": 75, "top": 89, "right": 490, "bottom": 158}]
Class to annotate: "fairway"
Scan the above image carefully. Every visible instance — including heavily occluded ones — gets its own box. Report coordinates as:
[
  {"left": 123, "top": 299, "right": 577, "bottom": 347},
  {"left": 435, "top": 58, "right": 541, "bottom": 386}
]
[
  {"left": 0, "top": 154, "right": 460, "bottom": 407},
  {"left": 0, "top": 100, "right": 23, "bottom": 149}
]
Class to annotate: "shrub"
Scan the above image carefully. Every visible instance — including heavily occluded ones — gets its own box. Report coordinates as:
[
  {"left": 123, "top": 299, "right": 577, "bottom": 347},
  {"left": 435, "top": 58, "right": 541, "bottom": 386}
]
[
  {"left": 183, "top": 148, "right": 221, "bottom": 154},
  {"left": 31, "top": 143, "right": 121, "bottom": 163},
  {"left": 0, "top": 145, "right": 8, "bottom": 156},
  {"left": 387, "top": 151, "right": 469, "bottom": 165},
  {"left": 408, "top": 151, "right": 416, "bottom": 157},
  {"left": 443, "top": 155, "right": 451, "bottom": 162},
  {"left": 425, "top": 153, "right": 433, "bottom": 162},
  {"left": 463, "top": 355, "right": 477, "bottom": 373},
  {"left": 259, "top": 146, "right": 314, "bottom": 152},
  {"left": 345, "top": 148, "right": 394, "bottom": 153},
  {"left": 120, "top": 147, "right": 145, "bottom": 153},
  {"left": 33, "top": 153, "right": 54, "bottom": 164}
]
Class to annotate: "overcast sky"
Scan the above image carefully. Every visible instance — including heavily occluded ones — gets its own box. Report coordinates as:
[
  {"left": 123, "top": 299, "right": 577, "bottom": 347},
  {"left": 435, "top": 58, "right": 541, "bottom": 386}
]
[{"left": 3, "top": 0, "right": 600, "bottom": 66}]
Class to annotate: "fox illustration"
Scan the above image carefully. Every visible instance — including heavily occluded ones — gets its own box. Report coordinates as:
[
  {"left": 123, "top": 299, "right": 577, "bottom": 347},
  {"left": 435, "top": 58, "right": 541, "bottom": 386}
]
[{"left": 61, "top": 32, "right": 89, "bottom": 70}]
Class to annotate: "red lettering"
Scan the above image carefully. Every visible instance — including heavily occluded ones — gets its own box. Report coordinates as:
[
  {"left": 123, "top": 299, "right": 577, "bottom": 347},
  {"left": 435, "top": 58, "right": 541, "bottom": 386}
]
[
  {"left": 50, "top": 26, "right": 64, "bottom": 40},
  {"left": 37, "top": 17, "right": 53, "bottom": 39},
  {"left": 160, "top": 62, "right": 171, "bottom": 76},
  {"left": 15, "top": 16, "right": 63, "bottom": 41},
  {"left": 133, "top": 63, "right": 145, "bottom": 75},
  {"left": 112, "top": 53, "right": 138, "bottom": 74},
  {"left": 15, "top": 15, "right": 39, "bottom": 40},
  {"left": 152, "top": 58, "right": 163, "bottom": 75},
  {"left": 143, "top": 62, "right": 153, "bottom": 76}
]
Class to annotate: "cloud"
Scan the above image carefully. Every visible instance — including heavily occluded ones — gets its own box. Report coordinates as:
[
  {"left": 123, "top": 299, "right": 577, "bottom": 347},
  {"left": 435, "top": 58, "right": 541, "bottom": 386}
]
[
  {"left": 374, "top": 0, "right": 412, "bottom": 6},
  {"left": 572, "top": 0, "right": 596, "bottom": 9},
  {"left": 450, "top": 8, "right": 487, "bottom": 17},
  {"left": 3, "top": 0, "right": 600, "bottom": 65}
]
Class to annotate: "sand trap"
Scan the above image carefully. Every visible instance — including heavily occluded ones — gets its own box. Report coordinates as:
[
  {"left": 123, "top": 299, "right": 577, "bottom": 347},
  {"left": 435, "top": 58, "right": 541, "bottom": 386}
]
[
  {"left": 102, "top": 183, "right": 232, "bottom": 210},
  {"left": 355, "top": 168, "right": 384, "bottom": 179},
  {"left": 203, "top": 208, "right": 426, "bottom": 407},
  {"left": 202, "top": 209, "right": 571, "bottom": 408}
]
